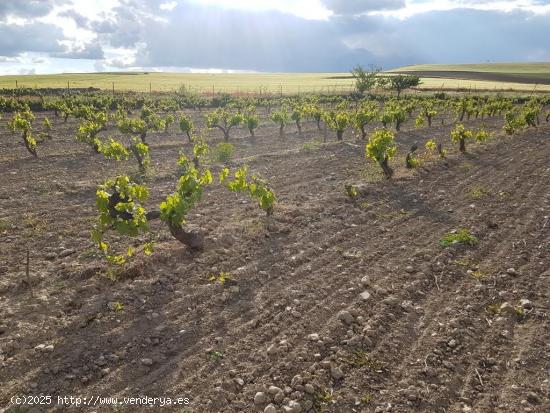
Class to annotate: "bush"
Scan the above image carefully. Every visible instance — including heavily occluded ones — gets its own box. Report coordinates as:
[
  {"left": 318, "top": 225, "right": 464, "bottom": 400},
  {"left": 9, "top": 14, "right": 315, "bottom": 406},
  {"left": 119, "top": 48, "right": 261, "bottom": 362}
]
[{"left": 212, "top": 142, "right": 235, "bottom": 163}]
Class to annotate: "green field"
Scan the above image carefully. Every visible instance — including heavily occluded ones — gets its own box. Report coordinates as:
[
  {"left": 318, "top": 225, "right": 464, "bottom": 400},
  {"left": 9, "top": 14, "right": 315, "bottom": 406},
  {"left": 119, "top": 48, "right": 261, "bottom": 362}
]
[
  {"left": 0, "top": 72, "right": 354, "bottom": 95},
  {"left": 2, "top": 63, "right": 550, "bottom": 94}
]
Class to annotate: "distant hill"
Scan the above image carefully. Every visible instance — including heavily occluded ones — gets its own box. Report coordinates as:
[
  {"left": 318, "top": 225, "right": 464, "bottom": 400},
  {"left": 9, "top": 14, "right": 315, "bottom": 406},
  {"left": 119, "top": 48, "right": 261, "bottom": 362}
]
[{"left": 390, "top": 62, "right": 550, "bottom": 85}]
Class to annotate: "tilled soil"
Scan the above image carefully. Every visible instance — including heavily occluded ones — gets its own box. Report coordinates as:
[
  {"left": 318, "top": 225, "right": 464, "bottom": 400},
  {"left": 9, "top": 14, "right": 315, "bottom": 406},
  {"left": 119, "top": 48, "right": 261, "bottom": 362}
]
[{"left": 0, "top": 111, "right": 549, "bottom": 413}]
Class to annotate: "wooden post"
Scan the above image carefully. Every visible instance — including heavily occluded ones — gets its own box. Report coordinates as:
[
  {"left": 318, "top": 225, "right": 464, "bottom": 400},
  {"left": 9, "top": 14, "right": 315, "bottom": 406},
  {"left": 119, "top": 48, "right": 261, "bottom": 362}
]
[
  {"left": 15, "top": 80, "right": 18, "bottom": 88},
  {"left": 149, "top": 82, "right": 152, "bottom": 94},
  {"left": 112, "top": 82, "right": 115, "bottom": 95}
]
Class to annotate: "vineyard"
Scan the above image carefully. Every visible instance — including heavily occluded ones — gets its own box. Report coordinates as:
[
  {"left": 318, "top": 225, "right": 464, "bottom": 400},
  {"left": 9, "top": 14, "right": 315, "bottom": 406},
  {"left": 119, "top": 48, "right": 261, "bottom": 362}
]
[{"left": 0, "top": 86, "right": 549, "bottom": 413}]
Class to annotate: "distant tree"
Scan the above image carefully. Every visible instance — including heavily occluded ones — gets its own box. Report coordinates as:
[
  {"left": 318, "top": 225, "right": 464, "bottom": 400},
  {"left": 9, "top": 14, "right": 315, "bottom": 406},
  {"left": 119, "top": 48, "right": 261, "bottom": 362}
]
[
  {"left": 351, "top": 65, "right": 381, "bottom": 95},
  {"left": 384, "top": 74, "right": 421, "bottom": 98}
]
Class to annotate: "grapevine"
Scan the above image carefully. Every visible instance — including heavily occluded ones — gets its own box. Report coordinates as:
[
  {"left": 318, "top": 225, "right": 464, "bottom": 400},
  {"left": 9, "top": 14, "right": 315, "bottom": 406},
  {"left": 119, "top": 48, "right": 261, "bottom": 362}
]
[
  {"left": 205, "top": 108, "right": 243, "bottom": 142},
  {"left": 366, "top": 128, "right": 397, "bottom": 178},
  {"left": 9, "top": 109, "right": 37, "bottom": 157},
  {"left": 220, "top": 166, "right": 276, "bottom": 216}
]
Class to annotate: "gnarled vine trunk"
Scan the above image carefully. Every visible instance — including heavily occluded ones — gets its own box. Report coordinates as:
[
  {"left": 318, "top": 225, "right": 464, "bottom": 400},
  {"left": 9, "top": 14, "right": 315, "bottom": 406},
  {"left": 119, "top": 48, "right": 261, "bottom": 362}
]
[
  {"left": 360, "top": 125, "right": 367, "bottom": 140},
  {"left": 144, "top": 211, "right": 203, "bottom": 250},
  {"left": 379, "top": 158, "right": 394, "bottom": 179},
  {"left": 169, "top": 225, "right": 204, "bottom": 250},
  {"left": 23, "top": 132, "right": 37, "bottom": 158}
]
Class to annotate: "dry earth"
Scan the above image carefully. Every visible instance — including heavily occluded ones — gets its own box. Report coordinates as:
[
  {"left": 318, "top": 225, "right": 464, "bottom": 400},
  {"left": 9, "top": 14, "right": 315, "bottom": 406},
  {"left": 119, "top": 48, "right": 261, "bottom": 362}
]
[{"left": 0, "top": 109, "right": 549, "bottom": 413}]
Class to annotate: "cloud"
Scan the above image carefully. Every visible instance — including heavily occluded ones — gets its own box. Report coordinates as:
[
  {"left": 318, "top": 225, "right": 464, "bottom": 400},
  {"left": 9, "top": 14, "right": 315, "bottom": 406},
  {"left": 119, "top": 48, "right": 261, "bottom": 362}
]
[
  {"left": 0, "top": 22, "right": 65, "bottom": 57},
  {"left": 321, "top": 0, "right": 405, "bottom": 15},
  {"left": 52, "top": 42, "right": 104, "bottom": 59},
  {"left": 90, "top": 1, "right": 152, "bottom": 48},
  {"left": 0, "top": 0, "right": 549, "bottom": 74},
  {"left": 58, "top": 9, "right": 89, "bottom": 27},
  {"left": 0, "top": 0, "right": 65, "bottom": 19},
  {"left": 131, "top": 3, "right": 380, "bottom": 72},
  {"left": 339, "top": 8, "right": 550, "bottom": 65},
  {"left": 79, "top": 1, "right": 550, "bottom": 71}
]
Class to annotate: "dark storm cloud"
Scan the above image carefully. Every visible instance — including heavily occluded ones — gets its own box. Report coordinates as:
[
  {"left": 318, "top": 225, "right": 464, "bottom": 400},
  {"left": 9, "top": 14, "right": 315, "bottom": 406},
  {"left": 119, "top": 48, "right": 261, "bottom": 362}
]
[
  {"left": 381, "top": 9, "right": 550, "bottom": 63},
  {"left": 321, "top": 0, "right": 405, "bottom": 15},
  {"left": 0, "top": 0, "right": 66, "bottom": 19},
  {"left": 0, "top": 22, "right": 65, "bottom": 57},
  {"left": 128, "top": 3, "right": 381, "bottom": 71},
  {"left": 129, "top": 2, "right": 550, "bottom": 71}
]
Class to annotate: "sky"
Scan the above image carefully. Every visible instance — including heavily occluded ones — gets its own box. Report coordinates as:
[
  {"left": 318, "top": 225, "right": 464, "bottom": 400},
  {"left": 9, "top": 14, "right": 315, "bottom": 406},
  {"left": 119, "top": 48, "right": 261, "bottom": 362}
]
[{"left": 0, "top": 0, "right": 549, "bottom": 74}]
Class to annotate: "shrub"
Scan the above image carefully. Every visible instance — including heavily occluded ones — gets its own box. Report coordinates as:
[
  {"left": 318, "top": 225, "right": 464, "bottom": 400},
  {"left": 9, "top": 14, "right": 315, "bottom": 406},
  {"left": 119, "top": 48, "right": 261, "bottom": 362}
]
[{"left": 212, "top": 142, "right": 235, "bottom": 163}]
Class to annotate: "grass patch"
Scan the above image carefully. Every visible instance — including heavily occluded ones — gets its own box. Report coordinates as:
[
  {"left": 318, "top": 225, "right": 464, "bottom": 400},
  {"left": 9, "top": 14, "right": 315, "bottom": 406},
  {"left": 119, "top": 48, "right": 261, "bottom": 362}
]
[
  {"left": 208, "top": 272, "right": 233, "bottom": 285},
  {"left": 315, "top": 387, "right": 334, "bottom": 404},
  {"left": 440, "top": 228, "right": 478, "bottom": 247},
  {"left": 361, "top": 162, "right": 385, "bottom": 183},
  {"left": 465, "top": 186, "right": 490, "bottom": 199},
  {"left": 359, "top": 200, "right": 370, "bottom": 209},
  {"left": 469, "top": 269, "right": 486, "bottom": 280},
  {"left": 0, "top": 218, "right": 11, "bottom": 233},
  {"left": 301, "top": 141, "right": 322, "bottom": 151},
  {"left": 361, "top": 394, "right": 373, "bottom": 404},
  {"left": 208, "top": 350, "right": 224, "bottom": 363},
  {"left": 342, "top": 349, "right": 379, "bottom": 369},
  {"left": 345, "top": 184, "right": 359, "bottom": 199},
  {"left": 22, "top": 213, "right": 47, "bottom": 237}
]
